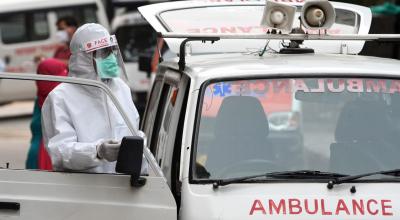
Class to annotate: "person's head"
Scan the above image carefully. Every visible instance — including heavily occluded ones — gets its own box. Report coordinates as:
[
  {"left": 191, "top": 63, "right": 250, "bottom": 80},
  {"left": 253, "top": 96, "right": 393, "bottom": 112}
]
[
  {"left": 37, "top": 58, "right": 68, "bottom": 76},
  {"left": 56, "top": 16, "right": 78, "bottom": 43},
  {"left": 68, "top": 23, "right": 126, "bottom": 81},
  {"left": 36, "top": 58, "right": 68, "bottom": 106},
  {"left": 33, "top": 54, "right": 46, "bottom": 64}
]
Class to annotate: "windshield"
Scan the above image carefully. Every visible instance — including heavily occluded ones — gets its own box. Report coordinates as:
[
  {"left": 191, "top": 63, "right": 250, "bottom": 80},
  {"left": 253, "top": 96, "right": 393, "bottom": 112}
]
[
  {"left": 115, "top": 24, "right": 157, "bottom": 62},
  {"left": 193, "top": 77, "right": 400, "bottom": 180}
]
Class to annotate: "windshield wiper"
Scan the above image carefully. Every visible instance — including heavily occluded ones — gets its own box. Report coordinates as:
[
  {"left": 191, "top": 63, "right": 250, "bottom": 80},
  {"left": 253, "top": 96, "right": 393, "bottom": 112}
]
[
  {"left": 213, "top": 170, "right": 347, "bottom": 189},
  {"left": 327, "top": 169, "right": 400, "bottom": 189}
]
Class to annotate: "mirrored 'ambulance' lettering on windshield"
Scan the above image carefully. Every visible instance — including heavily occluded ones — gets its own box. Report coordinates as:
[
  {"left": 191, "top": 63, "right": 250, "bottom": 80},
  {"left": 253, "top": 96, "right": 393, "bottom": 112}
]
[{"left": 194, "top": 78, "right": 400, "bottom": 180}]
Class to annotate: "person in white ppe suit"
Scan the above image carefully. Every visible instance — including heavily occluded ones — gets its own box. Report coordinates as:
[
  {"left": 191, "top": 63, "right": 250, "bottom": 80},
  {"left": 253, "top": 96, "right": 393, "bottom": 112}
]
[{"left": 42, "top": 23, "right": 147, "bottom": 173}]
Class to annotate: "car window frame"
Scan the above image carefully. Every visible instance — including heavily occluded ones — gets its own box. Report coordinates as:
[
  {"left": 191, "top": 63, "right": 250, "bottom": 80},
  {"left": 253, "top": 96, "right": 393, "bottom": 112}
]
[
  {"left": 152, "top": 72, "right": 189, "bottom": 187},
  {"left": 147, "top": 70, "right": 181, "bottom": 155},
  {"left": 0, "top": 72, "right": 164, "bottom": 177},
  {"left": 141, "top": 75, "right": 165, "bottom": 148},
  {"left": 189, "top": 74, "right": 400, "bottom": 184}
]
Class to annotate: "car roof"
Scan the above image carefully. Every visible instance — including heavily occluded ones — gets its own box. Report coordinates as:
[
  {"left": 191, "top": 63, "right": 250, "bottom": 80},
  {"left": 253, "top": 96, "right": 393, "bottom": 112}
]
[
  {"left": 160, "top": 53, "right": 400, "bottom": 86},
  {"left": 0, "top": 0, "right": 99, "bottom": 13}
]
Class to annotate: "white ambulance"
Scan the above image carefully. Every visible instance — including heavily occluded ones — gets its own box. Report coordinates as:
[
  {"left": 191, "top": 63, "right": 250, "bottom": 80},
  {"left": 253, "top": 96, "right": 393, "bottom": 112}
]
[
  {"left": 138, "top": 1, "right": 400, "bottom": 219},
  {"left": 0, "top": 0, "right": 399, "bottom": 219}
]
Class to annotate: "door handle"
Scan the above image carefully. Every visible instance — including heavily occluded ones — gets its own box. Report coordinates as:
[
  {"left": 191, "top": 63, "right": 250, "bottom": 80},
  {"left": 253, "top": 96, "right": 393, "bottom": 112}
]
[{"left": 0, "top": 202, "right": 20, "bottom": 211}]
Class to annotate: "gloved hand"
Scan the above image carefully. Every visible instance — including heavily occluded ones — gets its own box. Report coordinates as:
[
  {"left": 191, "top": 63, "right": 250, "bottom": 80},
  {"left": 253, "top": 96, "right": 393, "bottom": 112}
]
[{"left": 96, "top": 140, "right": 121, "bottom": 162}]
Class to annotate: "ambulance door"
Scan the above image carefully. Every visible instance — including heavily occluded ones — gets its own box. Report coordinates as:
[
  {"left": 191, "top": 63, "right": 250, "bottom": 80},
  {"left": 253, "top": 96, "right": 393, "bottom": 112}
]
[
  {"left": 151, "top": 72, "right": 189, "bottom": 191},
  {"left": 0, "top": 75, "right": 176, "bottom": 220}
]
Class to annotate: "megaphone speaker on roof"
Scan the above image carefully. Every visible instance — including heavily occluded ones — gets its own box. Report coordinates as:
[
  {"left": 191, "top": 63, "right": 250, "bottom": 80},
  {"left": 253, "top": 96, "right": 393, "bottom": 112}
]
[
  {"left": 301, "top": 0, "right": 336, "bottom": 30},
  {"left": 261, "top": 0, "right": 296, "bottom": 34}
]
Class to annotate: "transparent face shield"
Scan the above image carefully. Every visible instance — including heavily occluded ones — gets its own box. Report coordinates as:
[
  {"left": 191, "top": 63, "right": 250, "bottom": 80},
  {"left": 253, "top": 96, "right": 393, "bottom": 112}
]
[{"left": 83, "top": 35, "right": 128, "bottom": 82}]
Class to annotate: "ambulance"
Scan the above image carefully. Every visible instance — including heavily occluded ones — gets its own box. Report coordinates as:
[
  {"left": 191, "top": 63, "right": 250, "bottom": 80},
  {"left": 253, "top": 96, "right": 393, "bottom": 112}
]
[
  {"left": 0, "top": 0, "right": 399, "bottom": 219},
  {"left": 139, "top": 0, "right": 400, "bottom": 219}
]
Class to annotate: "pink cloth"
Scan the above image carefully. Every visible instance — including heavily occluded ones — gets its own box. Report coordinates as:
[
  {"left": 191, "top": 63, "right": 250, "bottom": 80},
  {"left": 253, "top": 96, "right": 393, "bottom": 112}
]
[
  {"left": 36, "top": 58, "right": 68, "bottom": 107},
  {"left": 36, "top": 58, "right": 68, "bottom": 170}
]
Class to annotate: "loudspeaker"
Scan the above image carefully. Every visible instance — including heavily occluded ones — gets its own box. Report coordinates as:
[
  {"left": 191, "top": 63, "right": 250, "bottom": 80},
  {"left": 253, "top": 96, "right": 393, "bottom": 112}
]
[
  {"left": 261, "top": 0, "right": 296, "bottom": 34},
  {"left": 301, "top": 0, "right": 336, "bottom": 30}
]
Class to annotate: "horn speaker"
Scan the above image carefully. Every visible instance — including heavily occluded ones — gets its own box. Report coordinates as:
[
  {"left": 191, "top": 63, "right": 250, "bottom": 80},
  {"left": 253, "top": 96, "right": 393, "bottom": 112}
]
[
  {"left": 261, "top": 0, "right": 297, "bottom": 34},
  {"left": 301, "top": 0, "right": 336, "bottom": 30}
]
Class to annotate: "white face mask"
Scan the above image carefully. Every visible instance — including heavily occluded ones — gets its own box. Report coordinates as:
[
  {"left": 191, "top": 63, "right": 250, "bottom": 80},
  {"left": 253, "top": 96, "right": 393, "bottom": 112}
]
[{"left": 55, "top": 30, "right": 69, "bottom": 43}]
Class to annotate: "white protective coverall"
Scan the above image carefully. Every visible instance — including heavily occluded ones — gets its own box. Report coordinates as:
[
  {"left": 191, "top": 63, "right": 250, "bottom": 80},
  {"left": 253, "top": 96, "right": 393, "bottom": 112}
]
[{"left": 42, "top": 23, "right": 145, "bottom": 173}]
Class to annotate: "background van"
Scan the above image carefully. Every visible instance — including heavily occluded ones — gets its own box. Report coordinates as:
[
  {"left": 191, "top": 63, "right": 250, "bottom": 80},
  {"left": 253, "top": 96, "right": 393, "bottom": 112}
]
[
  {"left": 0, "top": 0, "right": 109, "bottom": 103},
  {"left": 112, "top": 11, "right": 157, "bottom": 115}
]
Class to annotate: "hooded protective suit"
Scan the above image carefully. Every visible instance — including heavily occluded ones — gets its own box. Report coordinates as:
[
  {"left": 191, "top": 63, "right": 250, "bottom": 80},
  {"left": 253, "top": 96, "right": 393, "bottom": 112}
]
[{"left": 42, "top": 23, "right": 143, "bottom": 173}]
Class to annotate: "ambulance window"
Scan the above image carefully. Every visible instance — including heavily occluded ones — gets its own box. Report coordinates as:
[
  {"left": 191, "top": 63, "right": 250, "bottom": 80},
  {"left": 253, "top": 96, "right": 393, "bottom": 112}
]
[
  {"left": 32, "top": 12, "right": 50, "bottom": 40},
  {"left": 153, "top": 85, "right": 179, "bottom": 167},
  {"left": 0, "top": 11, "right": 50, "bottom": 44},
  {"left": 335, "top": 9, "right": 358, "bottom": 27},
  {"left": 0, "top": 14, "right": 26, "bottom": 44},
  {"left": 116, "top": 25, "right": 157, "bottom": 62},
  {"left": 55, "top": 5, "right": 98, "bottom": 24},
  {"left": 141, "top": 80, "right": 163, "bottom": 143},
  {"left": 147, "top": 82, "right": 171, "bottom": 153}
]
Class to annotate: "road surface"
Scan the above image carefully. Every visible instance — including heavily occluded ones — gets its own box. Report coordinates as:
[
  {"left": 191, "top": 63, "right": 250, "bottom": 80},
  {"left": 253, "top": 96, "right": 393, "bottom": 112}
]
[{"left": 0, "top": 101, "right": 33, "bottom": 169}]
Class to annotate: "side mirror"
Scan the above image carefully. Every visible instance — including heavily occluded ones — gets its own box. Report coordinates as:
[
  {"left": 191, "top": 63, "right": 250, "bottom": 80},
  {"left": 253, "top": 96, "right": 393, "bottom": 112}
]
[
  {"left": 116, "top": 136, "right": 146, "bottom": 187},
  {"left": 138, "top": 53, "right": 152, "bottom": 77}
]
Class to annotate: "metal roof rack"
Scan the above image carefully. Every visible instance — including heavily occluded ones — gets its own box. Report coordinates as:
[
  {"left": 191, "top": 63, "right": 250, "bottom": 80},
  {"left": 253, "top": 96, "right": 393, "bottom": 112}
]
[
  {"left": 160, "top": 33, "right": 400, "bottom": 42},
  {"left": 157, "top": 32, "right": 400, "bottom": 71}
]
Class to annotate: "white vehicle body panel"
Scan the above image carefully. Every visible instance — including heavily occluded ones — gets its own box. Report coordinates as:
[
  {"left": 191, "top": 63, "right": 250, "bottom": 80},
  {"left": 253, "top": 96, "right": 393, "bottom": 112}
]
[
  {"left": 181, "top": 183, "right": 399, "bottom": 220},
  {"left": 139, "top": 0, "right": 372, "bottom": 55},
  {"left": 163, "top": 53, "right": 400, "bottom": 89},
  {"left": 0, "top": 170, "right": 176, "bottom": 220}
]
